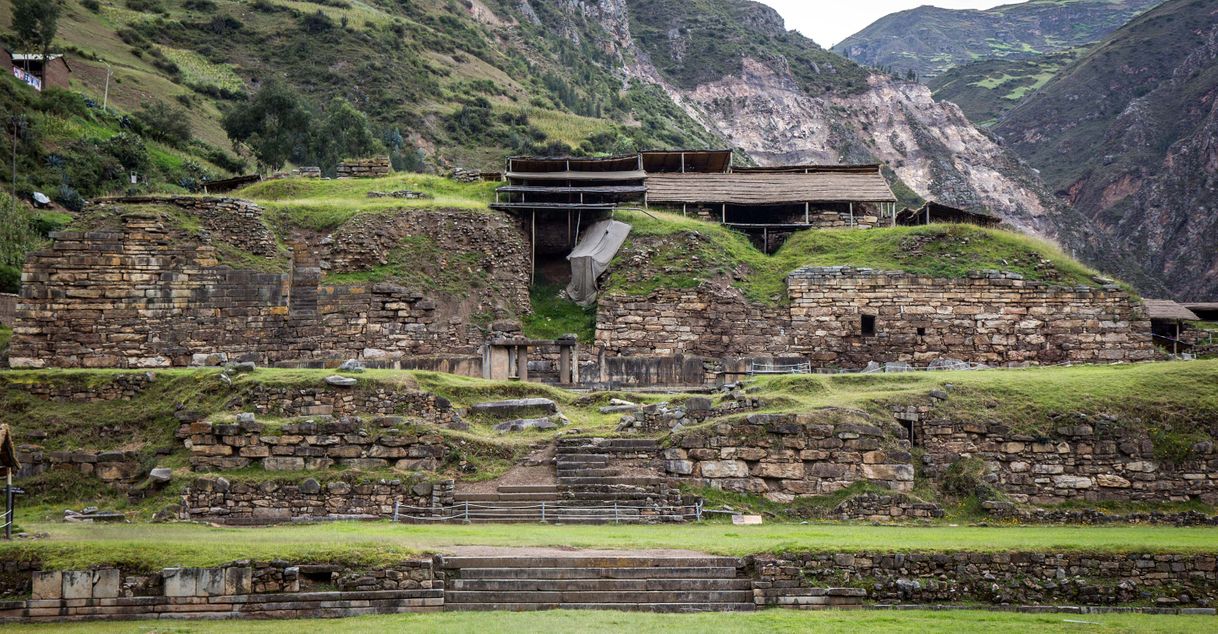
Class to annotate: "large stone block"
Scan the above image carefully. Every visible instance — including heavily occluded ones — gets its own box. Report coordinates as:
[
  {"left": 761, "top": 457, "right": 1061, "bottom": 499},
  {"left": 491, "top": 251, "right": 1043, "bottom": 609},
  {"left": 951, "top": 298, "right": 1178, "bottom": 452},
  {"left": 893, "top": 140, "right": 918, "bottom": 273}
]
[
  {"left": 31, "top": 571, "right": 62, "bottom": 600},
  {"left": 61, "top": 571, "right": 93, "bottom": 599},
  {"left": 92, "top": 568, "right": 121, "bottom": 598},
  {"left": 162, "top": 568, "right": 197, "bottom": 597},
  {"left": 699, "top": 460, "right": 750, "bottom": 479}
]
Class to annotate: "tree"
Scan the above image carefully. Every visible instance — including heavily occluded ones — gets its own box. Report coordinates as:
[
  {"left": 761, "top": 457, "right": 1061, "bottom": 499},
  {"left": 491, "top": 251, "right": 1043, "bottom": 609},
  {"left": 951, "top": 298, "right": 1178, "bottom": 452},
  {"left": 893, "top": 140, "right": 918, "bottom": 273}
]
[
  {"left": 11, "top": 0, "right": 61, "bottom": 74},
  {"left": 313, "top": 98, "right": 381, "bottom": 174},
  {"left": 135, "top": 100, "right": 192, "bottom": 147},
  {"left": 221, "top": 80, "right": 314, "bottom": 171}
]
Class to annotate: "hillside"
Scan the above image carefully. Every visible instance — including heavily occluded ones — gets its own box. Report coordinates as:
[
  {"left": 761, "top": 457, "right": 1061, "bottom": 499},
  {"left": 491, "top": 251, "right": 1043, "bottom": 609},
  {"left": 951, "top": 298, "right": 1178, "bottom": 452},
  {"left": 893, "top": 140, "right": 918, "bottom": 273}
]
[
  {"left": 993, "top": 0, "right": 1218, "bottom": 300},
  {"left": 928, "top": 49, "right": 1082, "bottom": 127},
  {"left": 834, "top": 0, "right": 1163, "bottom": 79}
]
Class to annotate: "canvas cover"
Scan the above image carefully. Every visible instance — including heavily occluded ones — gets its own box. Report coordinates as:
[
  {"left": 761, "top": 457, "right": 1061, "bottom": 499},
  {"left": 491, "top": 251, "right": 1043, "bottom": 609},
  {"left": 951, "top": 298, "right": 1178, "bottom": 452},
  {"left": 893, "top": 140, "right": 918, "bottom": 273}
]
[{"left": 566, "top": 220, "right": 631, "bottom": 307}]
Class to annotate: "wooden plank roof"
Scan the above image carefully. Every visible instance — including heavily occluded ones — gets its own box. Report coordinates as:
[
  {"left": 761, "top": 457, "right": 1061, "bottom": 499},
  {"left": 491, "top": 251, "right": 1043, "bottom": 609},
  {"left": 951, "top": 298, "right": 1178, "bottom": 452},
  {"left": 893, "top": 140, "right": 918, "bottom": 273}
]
[
  {"left": 505, "top": 170, "right": 646, "bottom": 182},
  {"left": 1144, "top": 299, "right": 1200, "bottom": 321},
  {"left": 645, "top": 170, "right": 897, "bottom": 205}
]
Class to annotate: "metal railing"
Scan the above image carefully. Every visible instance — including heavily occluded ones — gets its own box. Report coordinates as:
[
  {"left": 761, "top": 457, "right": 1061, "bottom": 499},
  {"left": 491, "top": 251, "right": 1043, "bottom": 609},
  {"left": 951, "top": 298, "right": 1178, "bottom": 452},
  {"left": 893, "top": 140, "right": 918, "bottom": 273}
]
[
  {"left": 748, "top": 361, "right": 811, "bottom": 376},
  {"left": 390, "top": 499, "right": 703, "bottom": 524}
]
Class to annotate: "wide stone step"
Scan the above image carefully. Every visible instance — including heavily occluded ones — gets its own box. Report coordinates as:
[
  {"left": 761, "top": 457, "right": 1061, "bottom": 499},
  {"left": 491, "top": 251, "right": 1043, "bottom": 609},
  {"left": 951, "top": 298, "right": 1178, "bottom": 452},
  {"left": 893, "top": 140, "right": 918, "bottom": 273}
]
[
  {"left": 445, "top": 602, "right": 756, "bottom": 612},
  {"left": 442, "top": 556, "right": 741, "bottom": 569},
  {"left": 497, "top": 485, "right": 559, "bottom": 494},
  {"left": 454, "top": 566, "right": 741, "bottom": 580},
  {"left": 453, "top": 493, "right": 559, "bottom": 502},
  {"left": 450, "top": 578, "right": 753, "bottom": 592},
  {"left": 446, "top": 590, "right": 755, "bottom": 604},
  {"left": 557, "top": 477, "right": 668, "bottom": 486},
  {"left": 556, "top": 468, "right": 620, "bottom": 477}
]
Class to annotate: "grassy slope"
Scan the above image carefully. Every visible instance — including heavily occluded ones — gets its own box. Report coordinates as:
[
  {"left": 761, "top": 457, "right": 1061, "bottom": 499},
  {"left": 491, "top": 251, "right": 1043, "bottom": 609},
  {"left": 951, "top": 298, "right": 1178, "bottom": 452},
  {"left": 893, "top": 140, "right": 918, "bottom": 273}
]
[
  {"left": 5, "top": 521, "right": 1218, "bottom": 570},
  {"left": 5, "top": 610, "right": 1213, "bottom": 633},
  {"left": 605, "top": 210, "right": 1110, "bottom": 303},
  {"left": 930, "top": 50, "right": 1083, "bottom": 127}
]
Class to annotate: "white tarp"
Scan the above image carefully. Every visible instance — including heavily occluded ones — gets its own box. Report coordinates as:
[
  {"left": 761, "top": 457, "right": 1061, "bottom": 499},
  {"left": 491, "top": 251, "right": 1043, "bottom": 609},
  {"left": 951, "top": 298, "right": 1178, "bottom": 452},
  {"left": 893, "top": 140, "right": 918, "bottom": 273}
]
[{"left": 565, "top": 219, "right": 631, "bottom": 307}]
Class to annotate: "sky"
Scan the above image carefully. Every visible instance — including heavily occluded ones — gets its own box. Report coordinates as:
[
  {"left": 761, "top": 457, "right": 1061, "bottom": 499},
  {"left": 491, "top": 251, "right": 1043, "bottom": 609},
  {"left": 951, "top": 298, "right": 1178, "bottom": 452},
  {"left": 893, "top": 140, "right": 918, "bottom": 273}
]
[{"left": 756, "top": 1, "right": 1020, "bottom": 49}]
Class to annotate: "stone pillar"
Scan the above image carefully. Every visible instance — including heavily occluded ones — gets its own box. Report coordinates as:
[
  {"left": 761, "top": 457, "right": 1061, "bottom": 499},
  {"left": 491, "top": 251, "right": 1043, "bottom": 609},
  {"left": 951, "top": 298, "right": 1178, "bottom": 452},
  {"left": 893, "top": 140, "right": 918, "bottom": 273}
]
[
  {"left": 558, "top": 346, "right": 572, "bottom": 385},
  {"left": 515, "top": 345, "right": 529, "bottom": 381}
]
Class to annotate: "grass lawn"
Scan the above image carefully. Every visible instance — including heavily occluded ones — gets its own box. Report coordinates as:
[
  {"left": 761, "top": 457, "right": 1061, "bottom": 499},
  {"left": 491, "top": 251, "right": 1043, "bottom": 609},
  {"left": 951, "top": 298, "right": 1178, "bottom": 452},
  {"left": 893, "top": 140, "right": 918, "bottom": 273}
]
[
  {"left": 5, "top": 521, "right": 1218, "bottom": 570},
  {"left": 4, "top": 608, "right": 1215, "bottom": 633}
]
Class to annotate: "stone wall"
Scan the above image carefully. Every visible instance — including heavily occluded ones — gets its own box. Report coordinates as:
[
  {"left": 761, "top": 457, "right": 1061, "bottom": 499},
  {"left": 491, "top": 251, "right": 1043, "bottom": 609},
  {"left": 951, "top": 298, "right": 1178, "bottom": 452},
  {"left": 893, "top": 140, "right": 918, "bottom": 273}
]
[
  {"left": 183, "top": 418, "right": 449, "bottom": 472},
  {"left": 2, "top": 561, "right": 441, "bottom": 621},
  {"left": 753, "top": 551, "right": 1218, "bottom": 607},
  {"left": 661, "top": 414, "right": 915, "bottom": 502},
  {"left": 916, "top": 418, "right": 1218, "bottom": 505},
  {"left": 11, "top": 199, "right": 530, "bottom": 368},
  {"left": 0, "top": 293, "right": 16, "bottom": 327},
  {"left": 596, "top": 266, "right": 1155, "bottom": 373},
  {"left": 787, "top": 267, "right": 1156, "bottom": 368},
  {"left": 14, "top": 448, "right": 144, "bottom": 487},
  {"left": 336, "top": 157, "right": 392, "bottom": 178},
  {"left": 182, "top": 475, "right": 452, "bottom": 523}
]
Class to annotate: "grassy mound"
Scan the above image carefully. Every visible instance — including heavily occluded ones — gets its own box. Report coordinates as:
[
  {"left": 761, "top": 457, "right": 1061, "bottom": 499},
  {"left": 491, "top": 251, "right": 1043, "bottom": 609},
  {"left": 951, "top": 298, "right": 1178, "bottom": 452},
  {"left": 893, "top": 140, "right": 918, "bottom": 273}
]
[
  {"left": 607, "top": 210, "right": 1115, "bottom": 303},
  {"left": 237, "top": 175, "right": 499, "bottom": 232}
]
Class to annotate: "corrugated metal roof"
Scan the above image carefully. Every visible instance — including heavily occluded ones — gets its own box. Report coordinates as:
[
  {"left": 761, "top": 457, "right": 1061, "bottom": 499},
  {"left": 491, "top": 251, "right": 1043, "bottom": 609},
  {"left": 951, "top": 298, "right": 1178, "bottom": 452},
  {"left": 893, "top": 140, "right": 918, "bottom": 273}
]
[
  {"left": 1144, "top": 299, "right": 1200, "bottom": 321},
  {"left": 645, "top": 170, "right": 897, "bottom": 205}
]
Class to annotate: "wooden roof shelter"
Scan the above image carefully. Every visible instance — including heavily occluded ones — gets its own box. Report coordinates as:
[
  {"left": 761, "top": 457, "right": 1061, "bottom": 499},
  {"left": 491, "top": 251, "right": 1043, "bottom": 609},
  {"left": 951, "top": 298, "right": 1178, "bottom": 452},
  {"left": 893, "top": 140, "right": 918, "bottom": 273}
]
[
  {"left": 897, "top": 201, "right": 1001, "bottom": 228},
  {"left": 1183, "top": 303, "right": 1218, "bottom": 321},
  {"left": 1144, "top": 300, "right": 1200, "bottom": 322},
  {"left": 645, "top": 167, "right": 897, "bottom": 205},
  {"left": 640, "top": 149, "right": 732, "bottom": 174}
]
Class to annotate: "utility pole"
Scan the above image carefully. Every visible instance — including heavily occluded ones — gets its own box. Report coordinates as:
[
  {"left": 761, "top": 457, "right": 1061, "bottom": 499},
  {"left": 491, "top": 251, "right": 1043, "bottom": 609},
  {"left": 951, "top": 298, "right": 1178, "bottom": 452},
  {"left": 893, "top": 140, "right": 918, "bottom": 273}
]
[{"left": 103, "top": 62, "right": 112, "bottom": 111}]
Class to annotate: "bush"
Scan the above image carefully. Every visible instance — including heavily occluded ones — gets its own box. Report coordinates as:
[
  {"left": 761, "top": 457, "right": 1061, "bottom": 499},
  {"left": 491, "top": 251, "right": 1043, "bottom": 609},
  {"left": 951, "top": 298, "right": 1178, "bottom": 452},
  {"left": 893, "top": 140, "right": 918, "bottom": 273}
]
[
  {"left": 55, "top": 184, "right": 86, "bottom": 212},
  {"left": 941, "top": 456, "right": 990, "bottom": 498},
  {"left": 134, "top": 100, "right": 192, "bottom": 147},
  {"left": 0, "top": 265, "right": 20, "bottom": 294}
]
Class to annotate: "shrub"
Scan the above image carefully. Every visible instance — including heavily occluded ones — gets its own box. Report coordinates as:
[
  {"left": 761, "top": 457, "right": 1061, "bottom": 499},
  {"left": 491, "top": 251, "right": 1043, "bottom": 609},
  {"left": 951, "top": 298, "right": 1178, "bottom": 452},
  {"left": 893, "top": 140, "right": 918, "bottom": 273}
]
[
  {"left": 941, "top": 456, "right": 989, "bottom": 498},
  {"left": 55, "top": 184, "right": 86, "bottom": 212}
]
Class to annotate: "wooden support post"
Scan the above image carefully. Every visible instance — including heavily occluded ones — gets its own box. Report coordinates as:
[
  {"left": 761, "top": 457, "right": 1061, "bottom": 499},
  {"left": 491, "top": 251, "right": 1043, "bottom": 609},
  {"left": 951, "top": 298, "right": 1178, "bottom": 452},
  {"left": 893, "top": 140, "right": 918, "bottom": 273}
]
[
  {"left": 722, "top": 203, "right": 726, "bottom": 224},
  {"left": 682, "top": 203, "right": 687, "bottom": 217},
  {"left": 805, "top": 202, "right": 810, "bottom": 225},
  {"left": 531, "top": 210, "right": 536, "bottom": 285},
  {"left": 849, "top": 202, "right": 855, "bottom": 227},
  {"left": 680, "top": 152, "right": 685, "bottom": 173},
  {"left": 763, "top": 227, "right": 768, "bottom": 254},
  {"left": 575, "top": 210, "right": 582, "bottom": 241},
  {"left": 1175, "top": 322, "right": 1180, "bottom": 355}
]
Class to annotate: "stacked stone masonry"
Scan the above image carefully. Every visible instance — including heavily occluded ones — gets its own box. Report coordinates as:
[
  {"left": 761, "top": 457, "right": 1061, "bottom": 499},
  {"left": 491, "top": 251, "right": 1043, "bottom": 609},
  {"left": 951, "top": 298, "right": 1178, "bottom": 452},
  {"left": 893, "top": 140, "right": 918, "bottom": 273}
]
[
  {"left": 0, "top": 561, "right": 442, "bottom": 622},
  {"left": 597, "top": 267, "right": 1155, "bottom": 370},
  {"left": 184, "top": 418, "right": 449, "bottom": 472},
  {"left": 10, "top": 198, "right": 529, "bottom": 368},
  {"left": 183, "top": 476, "right": 451, "bottom": 523},
  {"left": 916, "top": 418, "right": 1218, "bottom": 505},
  {"left": 661, "top": 414, "right": 915, "bottom": 502},
  {"left": 336, "top": 157, "right": 392, "bottom": 178},
  {"left": 753, "top": 551, "right": 1218, "bottom": 607}
]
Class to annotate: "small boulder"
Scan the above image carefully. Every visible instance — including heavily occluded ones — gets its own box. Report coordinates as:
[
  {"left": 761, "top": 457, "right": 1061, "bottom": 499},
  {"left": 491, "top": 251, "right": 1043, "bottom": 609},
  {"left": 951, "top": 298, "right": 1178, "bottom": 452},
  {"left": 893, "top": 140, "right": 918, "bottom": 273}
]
[
  {"left": 684, "top": 397, "right": 713, "bottom": 413},
  {"left": 325, "top": 375, "right": 358, "bottom": 387},
  {"left": 231, "top": 362, "right": 257, "bottom": 374},
  {"left": 493, "top": 417, "right": 563, "bottom": 433},
  {"left": 236, "top": 412, "right": 257, "bottom": 424},
  {"left": 299, "top": 478, "right": 321, "bottom": 495},
  {"left": 338, "top": 359, "right": 366, "bottom": 373},
  {"left": 148, "top": 467, "right": 172, "bottom": 484}
]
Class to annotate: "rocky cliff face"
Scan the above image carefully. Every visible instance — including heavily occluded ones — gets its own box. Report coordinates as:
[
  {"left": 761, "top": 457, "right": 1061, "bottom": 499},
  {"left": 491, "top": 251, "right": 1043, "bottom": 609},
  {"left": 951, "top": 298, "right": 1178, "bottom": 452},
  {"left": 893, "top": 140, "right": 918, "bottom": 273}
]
[{"left": 994, "top": 0, "right": 1218, "bottom": 299}]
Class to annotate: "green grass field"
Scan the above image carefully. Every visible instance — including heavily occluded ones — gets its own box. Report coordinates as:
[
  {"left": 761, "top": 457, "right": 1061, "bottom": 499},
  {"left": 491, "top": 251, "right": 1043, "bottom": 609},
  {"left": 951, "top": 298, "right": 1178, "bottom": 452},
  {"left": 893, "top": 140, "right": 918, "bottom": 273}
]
[
  {"left": 5, "top": 521, "right": 1218, "bottom": 570},
  {"left": 3, "top": 607, "right": 1215, "bottom": 633}
]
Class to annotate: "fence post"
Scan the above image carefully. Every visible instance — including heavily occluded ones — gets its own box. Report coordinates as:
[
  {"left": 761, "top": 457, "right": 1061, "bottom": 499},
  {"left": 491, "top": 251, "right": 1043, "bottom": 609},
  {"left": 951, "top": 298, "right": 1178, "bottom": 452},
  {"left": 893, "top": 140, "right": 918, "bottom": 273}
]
[
  {"left": 464, "top": 501, "right": 470, "bottom": 524},
  {"left": 614, "top": 502, "right": 619, "bottom": 524},
  {"left": 393, "top": 499, "right": 400, "bottom": 523},
  {"left": 541, "top": 501, "right": 547, "bottom": 524}
]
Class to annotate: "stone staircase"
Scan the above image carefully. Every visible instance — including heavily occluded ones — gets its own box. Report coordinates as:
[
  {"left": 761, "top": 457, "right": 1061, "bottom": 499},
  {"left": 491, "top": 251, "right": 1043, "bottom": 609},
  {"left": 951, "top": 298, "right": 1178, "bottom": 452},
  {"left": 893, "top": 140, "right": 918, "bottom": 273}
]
[
  {"left": 439, "top": 554, "right": 756, "bottom": 612},
  {"left": 554, "top": 437, "right": 691, "bottom": 522},
  {"left": 440, "top": 438, "right": 694, "bottom": 523}
]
